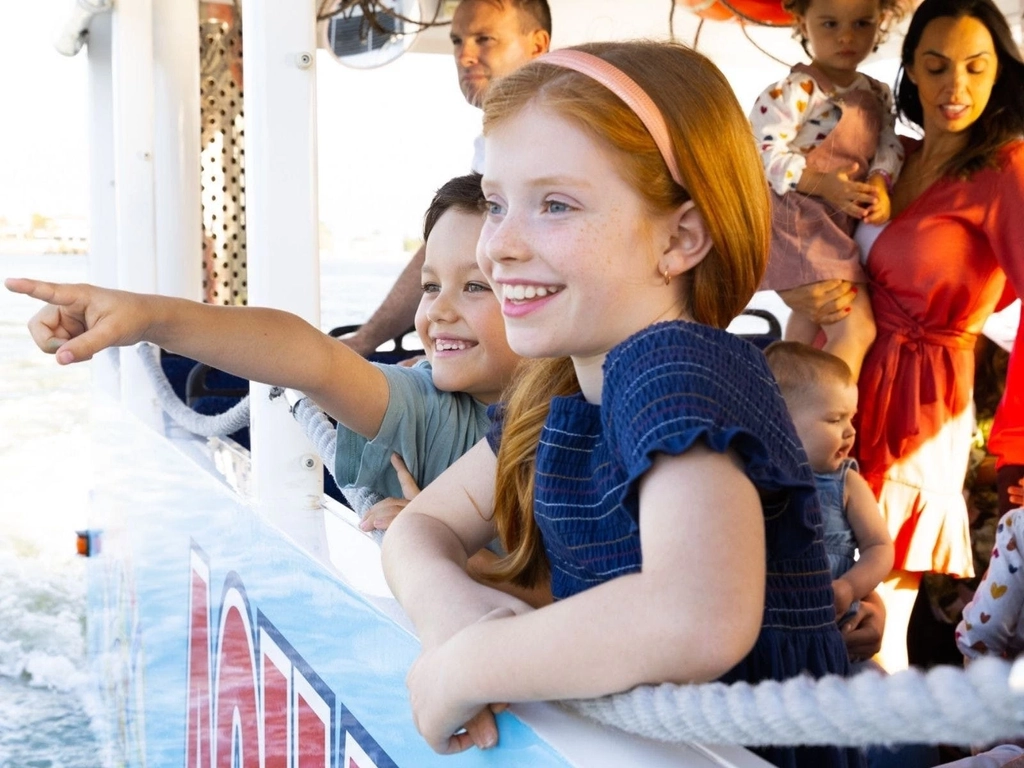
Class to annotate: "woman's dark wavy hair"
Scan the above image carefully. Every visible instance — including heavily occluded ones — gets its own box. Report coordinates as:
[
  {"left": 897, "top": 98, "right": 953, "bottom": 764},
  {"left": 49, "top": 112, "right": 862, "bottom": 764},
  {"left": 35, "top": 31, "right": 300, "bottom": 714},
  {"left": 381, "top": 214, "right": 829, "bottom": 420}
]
[{"left": 895, "top": 0, "right": 1024, "bottom": 178}]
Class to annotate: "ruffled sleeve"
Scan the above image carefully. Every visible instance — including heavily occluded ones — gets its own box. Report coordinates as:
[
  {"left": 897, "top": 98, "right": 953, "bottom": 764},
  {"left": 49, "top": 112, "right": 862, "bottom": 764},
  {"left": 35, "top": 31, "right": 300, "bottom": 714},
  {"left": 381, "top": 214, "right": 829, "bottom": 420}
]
[
  {"left": 601, "top": 322, "right": 821, "bottom": 557},
  {"left": 749, "top": 70, "right": 818, "bottom": 194},
  {"left": 865, "top": 76, "right": 904, "bottom": 182},
  {"left": 985, "top": 142, "right": 1024, "bottom": 466},
  {"left": 956, "top": 509, "right": 1024, "bottom": 660}
]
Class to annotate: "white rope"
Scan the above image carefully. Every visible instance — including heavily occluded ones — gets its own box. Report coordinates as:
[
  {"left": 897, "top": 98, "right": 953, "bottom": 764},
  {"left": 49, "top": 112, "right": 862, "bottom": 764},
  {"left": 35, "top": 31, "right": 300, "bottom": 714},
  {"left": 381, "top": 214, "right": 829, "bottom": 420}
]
[
  {"left": 563, "top": 657, "right": 1024, "bottom": 747},
  {"left": 137, "top": 343, "right": 251, "bottom": 438},
  {"left": 284, "top": 386, "right": 1024, "bottom": 748},
  {"left": 284, "top": 390, "right": 385, "bottom": 542},
  {"left": 288, "top": 393, "right": 337, "bottom": 467},
  {"left": 138, "top": 354, "right": 1024, "bottom": 749}
]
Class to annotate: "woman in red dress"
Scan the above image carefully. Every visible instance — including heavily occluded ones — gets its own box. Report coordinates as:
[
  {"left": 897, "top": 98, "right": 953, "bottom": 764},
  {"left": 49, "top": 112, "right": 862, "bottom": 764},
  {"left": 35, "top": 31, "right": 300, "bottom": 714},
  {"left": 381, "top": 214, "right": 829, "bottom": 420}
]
[{"left": 781, "top": 0, "right": 1024, "bottom": 671}]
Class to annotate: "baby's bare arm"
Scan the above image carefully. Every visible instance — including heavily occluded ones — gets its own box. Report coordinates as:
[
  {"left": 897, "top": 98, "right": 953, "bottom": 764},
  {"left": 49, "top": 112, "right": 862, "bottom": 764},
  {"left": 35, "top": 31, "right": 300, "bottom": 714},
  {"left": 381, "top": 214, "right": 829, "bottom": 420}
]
[{"left": 838, "top": 470, "right": 895, "bottom": 601}]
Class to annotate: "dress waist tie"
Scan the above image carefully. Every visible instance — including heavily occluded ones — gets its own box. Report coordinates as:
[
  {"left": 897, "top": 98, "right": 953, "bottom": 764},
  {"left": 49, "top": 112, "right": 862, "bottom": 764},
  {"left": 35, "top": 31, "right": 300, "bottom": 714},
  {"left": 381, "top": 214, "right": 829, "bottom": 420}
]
[{"left": 868, "top": 288, "right": 977, "bottom": 460}]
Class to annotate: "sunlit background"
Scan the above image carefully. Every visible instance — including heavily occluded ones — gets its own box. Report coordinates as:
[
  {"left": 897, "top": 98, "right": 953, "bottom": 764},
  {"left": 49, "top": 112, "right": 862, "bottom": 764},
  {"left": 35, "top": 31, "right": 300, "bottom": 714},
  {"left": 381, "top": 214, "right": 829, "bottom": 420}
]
[
  {"left": 4, "top": 0, "right": 1013, "bottom": 762},
  {"left": 0, "top": 4, "right": 479, "bottom": 764}
]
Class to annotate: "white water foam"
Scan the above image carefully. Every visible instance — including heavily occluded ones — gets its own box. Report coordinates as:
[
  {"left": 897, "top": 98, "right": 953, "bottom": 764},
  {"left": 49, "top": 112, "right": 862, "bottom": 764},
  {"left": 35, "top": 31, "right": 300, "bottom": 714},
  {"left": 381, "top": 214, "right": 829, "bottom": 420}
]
[{"left": 0, "top": 252, "right": 97, "bottom": 768}]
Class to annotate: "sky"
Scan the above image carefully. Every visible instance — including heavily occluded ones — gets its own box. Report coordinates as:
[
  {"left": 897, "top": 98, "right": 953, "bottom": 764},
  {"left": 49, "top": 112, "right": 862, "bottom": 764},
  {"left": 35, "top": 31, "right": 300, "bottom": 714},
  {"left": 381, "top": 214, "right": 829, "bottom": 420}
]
[
  {"left": 0, "top": 1, "right": 481, "bottom": 244},
  {"left": 0, "top": 2, "right": 90, "bottom": 221}
]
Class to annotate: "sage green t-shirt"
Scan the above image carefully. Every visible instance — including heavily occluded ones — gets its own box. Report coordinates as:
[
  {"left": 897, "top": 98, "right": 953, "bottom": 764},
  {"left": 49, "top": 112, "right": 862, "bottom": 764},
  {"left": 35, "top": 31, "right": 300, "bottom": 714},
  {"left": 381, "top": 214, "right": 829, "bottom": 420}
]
[{"left": 333, "top": 361, "right": 490, "bottom": 499}]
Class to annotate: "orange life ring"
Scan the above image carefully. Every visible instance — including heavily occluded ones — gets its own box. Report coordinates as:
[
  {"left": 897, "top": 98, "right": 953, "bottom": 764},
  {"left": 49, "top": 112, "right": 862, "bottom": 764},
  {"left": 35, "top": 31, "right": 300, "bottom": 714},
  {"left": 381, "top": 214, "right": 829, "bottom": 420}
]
[
  {"left": 682, "top": 0, "right": 796, "bottom": 26},
  {"left": 682, "top": 0, "right": 737, "bottom": 22}
]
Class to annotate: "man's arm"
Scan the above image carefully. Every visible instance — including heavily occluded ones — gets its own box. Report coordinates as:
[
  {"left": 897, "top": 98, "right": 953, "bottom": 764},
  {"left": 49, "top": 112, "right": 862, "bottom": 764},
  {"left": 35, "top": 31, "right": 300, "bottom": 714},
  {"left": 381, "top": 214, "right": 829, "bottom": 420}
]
[{"left": 341, "top": 245, "right": 425, "bottom": 357}]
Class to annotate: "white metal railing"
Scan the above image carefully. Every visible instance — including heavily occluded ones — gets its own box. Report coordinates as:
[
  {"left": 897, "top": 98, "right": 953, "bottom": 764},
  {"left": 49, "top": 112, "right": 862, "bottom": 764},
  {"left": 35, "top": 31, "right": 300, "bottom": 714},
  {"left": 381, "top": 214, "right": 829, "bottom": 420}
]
[
  {"left": 75, "top": 0, "right": 326, "bottom": 509},
  {"left": 54, "top": 0, "right": 113, "bottom": 57},
  {"left": 241, "top": 0, "right": 325, "bottom": 514}
]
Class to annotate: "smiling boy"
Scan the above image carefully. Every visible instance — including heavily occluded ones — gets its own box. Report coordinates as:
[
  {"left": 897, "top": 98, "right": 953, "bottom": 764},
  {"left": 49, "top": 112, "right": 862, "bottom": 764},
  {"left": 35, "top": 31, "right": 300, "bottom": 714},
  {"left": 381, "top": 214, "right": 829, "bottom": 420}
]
[{"left": 5, "top": 174, "right": 520, "bottom": 502}]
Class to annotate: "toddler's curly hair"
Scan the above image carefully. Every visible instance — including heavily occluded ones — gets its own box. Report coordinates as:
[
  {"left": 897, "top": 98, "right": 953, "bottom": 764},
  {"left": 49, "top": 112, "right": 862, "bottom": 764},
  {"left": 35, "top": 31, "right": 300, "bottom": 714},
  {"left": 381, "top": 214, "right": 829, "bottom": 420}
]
[{"left": 783, "top": 0, "right": 908, "bottom": 57}]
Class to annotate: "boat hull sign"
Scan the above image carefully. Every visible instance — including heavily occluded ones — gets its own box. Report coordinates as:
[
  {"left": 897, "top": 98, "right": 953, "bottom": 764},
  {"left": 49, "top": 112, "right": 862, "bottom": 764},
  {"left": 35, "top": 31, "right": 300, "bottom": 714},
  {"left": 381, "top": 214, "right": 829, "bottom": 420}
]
[{"left": 84, "top": 403, "right": 571, "bottom": 767}]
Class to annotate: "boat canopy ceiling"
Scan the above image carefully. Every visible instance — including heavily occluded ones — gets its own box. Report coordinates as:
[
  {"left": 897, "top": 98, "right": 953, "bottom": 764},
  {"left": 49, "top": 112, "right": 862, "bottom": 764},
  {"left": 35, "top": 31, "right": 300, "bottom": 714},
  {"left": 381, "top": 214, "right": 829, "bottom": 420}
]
[{"left": 330, "top": 0, "right": 1022, "bottom": 74}]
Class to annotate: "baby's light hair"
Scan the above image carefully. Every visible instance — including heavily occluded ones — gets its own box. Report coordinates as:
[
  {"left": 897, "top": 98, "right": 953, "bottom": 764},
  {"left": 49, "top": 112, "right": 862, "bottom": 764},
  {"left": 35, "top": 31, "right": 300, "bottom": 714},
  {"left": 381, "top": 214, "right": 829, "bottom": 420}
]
[{"left": 764, "top": 341, "right": 854, "bottom": 408}]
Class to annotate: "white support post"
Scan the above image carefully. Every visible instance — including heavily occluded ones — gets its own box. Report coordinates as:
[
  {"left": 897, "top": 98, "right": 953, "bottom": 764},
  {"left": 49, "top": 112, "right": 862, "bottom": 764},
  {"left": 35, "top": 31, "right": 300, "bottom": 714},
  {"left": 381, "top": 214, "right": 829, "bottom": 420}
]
[
  {"left": 153, "top": 0, "right": 203, "bottom": 301},
  {"left": 85, "top": 12, "right": 120, "bottom": 400},
  {"left": 110, "top": 0, "right": 163, "bottom": 428},
  {"left": 241, "top": 0, "right": 325, "bottom": 532}
]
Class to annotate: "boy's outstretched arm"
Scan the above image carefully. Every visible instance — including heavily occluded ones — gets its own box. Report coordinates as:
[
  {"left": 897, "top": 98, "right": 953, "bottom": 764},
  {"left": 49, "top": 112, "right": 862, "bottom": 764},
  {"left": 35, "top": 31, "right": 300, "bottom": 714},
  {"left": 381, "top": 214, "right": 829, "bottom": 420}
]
[
  {"left": 4, "top": 278, "right": 389, "bottom": 439},
  {"left": 834, "top": 469, "right": 895, "bottom": 616}
]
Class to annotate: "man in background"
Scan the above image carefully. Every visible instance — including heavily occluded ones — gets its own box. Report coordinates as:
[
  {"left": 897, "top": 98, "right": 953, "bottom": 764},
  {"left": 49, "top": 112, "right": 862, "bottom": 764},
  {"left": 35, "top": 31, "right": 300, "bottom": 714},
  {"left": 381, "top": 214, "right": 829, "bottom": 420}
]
[{"left": 342, "top": 0, "right": 551, "bottom": 357}]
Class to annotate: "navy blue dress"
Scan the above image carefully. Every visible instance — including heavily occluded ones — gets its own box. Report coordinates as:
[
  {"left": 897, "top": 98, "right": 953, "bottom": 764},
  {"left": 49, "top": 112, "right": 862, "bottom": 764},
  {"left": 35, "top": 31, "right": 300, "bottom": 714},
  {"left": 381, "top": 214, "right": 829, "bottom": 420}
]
[{"left": 489, "top": 321, "right": 863, "bottom": 768}]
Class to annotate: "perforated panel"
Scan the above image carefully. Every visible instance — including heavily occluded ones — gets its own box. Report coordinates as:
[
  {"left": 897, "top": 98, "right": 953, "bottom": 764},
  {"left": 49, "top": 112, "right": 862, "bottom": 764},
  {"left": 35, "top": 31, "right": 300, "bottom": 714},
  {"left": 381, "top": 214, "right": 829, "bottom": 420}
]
[{"left": 199, "top": 2, "right": 247, "bottom": 305}]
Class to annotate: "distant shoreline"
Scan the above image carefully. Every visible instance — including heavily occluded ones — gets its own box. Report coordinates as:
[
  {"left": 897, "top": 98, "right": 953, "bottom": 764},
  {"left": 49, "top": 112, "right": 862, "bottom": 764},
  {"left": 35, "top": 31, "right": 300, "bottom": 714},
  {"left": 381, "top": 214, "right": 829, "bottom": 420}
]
[{"left": 0, "top": 239, "right": 87, "bottom": 256}]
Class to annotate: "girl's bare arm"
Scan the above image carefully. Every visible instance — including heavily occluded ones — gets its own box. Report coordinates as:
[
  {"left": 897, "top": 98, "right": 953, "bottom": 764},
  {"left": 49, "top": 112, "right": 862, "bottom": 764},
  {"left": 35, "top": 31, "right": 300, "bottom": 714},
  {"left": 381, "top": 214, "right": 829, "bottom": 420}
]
[
  {"left": 404, "top": 445, "right": 766, "bottom": 752},
  {"left": 381, "top": 439, "right": 536, "bottom": 649}
]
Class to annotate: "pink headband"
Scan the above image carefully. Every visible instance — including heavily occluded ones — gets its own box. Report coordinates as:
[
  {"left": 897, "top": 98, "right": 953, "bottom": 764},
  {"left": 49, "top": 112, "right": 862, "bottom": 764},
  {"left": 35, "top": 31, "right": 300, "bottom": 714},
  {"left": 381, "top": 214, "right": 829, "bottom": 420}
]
[{"left": 540, "top": 49, "right": 684, "bottom": 188}]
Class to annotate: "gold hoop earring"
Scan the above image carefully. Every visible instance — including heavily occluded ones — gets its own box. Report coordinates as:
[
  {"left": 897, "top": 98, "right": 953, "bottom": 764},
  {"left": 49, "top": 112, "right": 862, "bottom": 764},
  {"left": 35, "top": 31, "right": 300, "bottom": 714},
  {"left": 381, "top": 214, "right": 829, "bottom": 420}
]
[{"left": 663, "top": 268, "right": 672, "bottom": 286}]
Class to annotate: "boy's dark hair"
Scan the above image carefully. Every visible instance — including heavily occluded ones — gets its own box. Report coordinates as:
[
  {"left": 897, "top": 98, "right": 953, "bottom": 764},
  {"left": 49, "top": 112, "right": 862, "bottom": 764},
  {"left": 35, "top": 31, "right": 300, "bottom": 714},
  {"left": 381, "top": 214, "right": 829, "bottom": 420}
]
[
  {"left": 895, "top": 0, "right": 1024, "bottom": 179},
  {"left": 422, "top": 172, "right": 484, "bottom": 241},
  {"left": 764, "top": 341, "right": 853, "bottom": 404}
]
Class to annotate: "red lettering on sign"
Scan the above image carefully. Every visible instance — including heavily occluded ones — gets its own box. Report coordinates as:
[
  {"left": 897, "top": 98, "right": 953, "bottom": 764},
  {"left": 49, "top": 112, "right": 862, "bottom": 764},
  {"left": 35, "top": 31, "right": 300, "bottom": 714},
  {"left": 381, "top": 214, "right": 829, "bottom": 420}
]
[
  {"left": 215, "top": 589, "right": 261, "bottom": 768},
  {"left": 297, "top": 692, "right": 328, "bottom": 768},
  {"left": 262, "top": 654, "right": 289, "bottom": 768},
  {"left": 185, "top": 553, "right": 212, "bottom": 768},
  {"left": 186, "top": 549, "right": 394, "bottom": 768}
]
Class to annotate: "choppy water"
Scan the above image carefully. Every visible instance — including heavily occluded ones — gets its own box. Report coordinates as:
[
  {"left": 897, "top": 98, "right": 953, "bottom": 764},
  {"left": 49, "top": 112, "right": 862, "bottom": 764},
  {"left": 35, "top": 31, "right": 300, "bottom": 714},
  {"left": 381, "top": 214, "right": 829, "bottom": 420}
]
[
  {"left": 1, "top": 253, "right": 95, "bottom": 768},
  {"left": 0, "top": 250, "right": 403, "bottom": 767}
]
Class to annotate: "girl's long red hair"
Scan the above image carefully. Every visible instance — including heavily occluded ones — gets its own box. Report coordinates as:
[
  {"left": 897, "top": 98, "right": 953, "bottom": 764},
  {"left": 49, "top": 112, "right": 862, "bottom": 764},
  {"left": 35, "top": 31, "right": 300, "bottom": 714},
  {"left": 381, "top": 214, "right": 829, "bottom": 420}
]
[{"left": 481, "top": 41, "right": 771, "bottom": 587}]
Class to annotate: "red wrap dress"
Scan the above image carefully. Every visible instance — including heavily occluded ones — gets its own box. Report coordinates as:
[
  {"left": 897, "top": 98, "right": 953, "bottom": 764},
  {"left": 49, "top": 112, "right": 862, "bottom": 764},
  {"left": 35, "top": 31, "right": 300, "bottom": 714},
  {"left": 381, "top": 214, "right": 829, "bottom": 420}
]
[{"left": 856, "top": 139, "right": 1024, "bottom": 578}]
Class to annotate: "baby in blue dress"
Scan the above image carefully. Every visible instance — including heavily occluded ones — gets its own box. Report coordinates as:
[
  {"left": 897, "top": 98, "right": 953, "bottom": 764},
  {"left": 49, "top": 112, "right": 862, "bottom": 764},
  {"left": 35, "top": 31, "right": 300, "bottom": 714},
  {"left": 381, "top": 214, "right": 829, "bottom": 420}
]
[
  {"left": 766, "top": 341, "right": 894, "bottom": 625},
  {"left": 381, "top": 41, "right": 870, "bottom": 768}
]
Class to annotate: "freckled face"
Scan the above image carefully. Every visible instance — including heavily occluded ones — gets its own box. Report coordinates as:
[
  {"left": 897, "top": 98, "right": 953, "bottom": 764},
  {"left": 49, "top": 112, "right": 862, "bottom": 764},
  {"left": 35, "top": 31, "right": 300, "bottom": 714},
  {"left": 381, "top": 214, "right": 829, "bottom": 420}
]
[
  {"left": 477, "top": 105, "right": 685, "bottom": 366},
  {"left": 414, "top": 208, "right": 520, "bottom": 404},
  {"left": 906, "top": 15, "right": 998, "bottom": 138}
]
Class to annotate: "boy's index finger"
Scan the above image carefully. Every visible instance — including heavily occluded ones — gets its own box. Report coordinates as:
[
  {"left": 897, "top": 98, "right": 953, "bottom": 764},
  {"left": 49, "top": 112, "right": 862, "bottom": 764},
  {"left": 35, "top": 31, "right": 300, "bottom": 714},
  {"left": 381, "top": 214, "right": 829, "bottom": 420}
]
[
  {"left": 390, "top": 452, "right": 421, "bottom": 500},
  {"left": 4, "top": 277, "right": 71, "bottom": 306}
]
